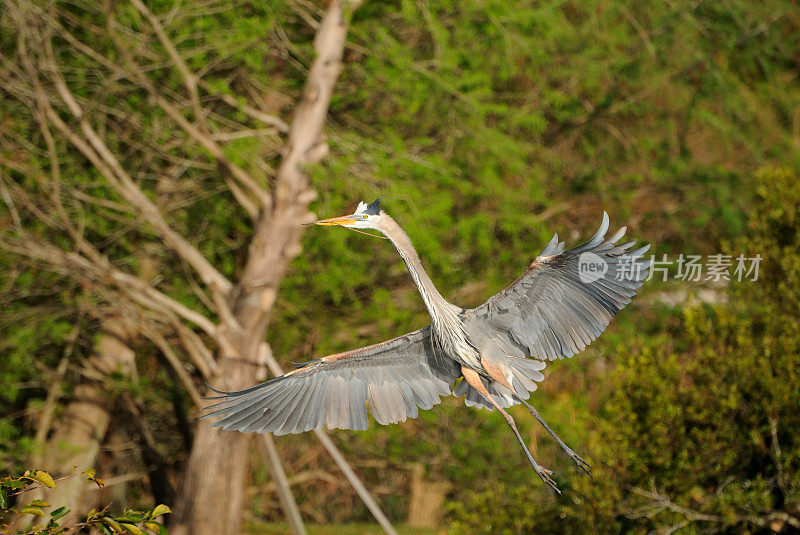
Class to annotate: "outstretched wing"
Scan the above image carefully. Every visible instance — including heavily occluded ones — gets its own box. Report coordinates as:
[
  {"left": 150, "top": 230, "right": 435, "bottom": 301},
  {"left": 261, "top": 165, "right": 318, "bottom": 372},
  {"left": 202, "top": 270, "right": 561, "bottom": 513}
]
[
  {"left": 202, "top": 327, "right": 459, "bottom": 435},
  {"left": 468, "top": 212, "right": 651, "bottom": 362}
]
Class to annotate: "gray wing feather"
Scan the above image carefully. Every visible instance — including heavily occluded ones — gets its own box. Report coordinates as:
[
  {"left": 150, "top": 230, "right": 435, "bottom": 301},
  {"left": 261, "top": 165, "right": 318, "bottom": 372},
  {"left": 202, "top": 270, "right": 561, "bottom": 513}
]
[
  {"left": 202, "top": 326, "right": 459, "bottom": 434},
  {"left": 469, "top": 211, "right": 651, "bottom": 363},
  {"left": 369, "top": 382, "right": 390, "bottom": 425}
]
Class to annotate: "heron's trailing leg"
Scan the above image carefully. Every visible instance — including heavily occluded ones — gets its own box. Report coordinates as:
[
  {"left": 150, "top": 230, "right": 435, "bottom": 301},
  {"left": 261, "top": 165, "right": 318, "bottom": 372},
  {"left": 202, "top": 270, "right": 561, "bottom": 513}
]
[
  {"left": 480, "top": 359, "right": 591, "bottom": 477},
  {"left": 514, "top": 396, "right": 592, "bottom": 476},
  {"left": 461, "top": 367, "right": 561, "bottom": 494}
]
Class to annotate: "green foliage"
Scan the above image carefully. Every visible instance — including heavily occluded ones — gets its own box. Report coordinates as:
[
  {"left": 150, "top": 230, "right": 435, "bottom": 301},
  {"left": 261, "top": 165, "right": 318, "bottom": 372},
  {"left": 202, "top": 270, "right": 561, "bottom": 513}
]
[{"left": 1, "top": 469, "right": 169, "bottom": 534}]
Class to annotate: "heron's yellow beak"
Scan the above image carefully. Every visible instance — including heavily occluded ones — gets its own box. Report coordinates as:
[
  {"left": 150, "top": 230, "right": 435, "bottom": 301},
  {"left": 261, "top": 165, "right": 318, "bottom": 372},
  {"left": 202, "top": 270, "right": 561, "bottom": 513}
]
[{"left": 314, "top": 215, "right": 357, "bottom": 226}]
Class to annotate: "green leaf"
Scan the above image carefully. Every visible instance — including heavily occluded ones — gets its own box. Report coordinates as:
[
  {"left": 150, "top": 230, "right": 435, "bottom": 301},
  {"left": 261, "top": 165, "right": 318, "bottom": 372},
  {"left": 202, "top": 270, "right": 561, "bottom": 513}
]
[
  {"left": 118, "top": 511, "right": 143, "bottom": 523},
  {"left": 51, "top": 506, "right": 69, "bottom": 520},
  {"left": 102, "top": 516, "right": 124, "bottom": 533},
  {"left": 21, "top": 505, "right": 45, "bottom": 516},
  {"left": 144, "top": 521, "right": 163, "bottom": 535},
  {"left": 30, "top": 499, "right": 50, "bottom": 507},
  {"left": 31, "top": 471, "right": 56, "bottom": 489},
  {"left": 0, "top": 489, "right": 7, "bottom": 509},
  {"left": 120, "top": 523, "right": 144, "bottom": 535},
  {"left": 149, "top": 504, "right": 171, "bottom": 518}
]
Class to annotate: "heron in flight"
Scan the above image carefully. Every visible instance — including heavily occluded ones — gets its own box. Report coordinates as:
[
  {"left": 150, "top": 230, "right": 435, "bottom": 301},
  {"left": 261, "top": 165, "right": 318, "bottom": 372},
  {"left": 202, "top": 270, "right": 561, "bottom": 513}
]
[{"left": 205, "top": 198, "right": 650, "bottom": 492}]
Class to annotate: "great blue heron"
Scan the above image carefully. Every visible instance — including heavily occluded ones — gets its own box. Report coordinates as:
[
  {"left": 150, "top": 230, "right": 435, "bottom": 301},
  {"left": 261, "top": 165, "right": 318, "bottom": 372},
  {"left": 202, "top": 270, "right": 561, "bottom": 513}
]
[{"left": 205, "top": 198, "right": 651, "bottom": 492}]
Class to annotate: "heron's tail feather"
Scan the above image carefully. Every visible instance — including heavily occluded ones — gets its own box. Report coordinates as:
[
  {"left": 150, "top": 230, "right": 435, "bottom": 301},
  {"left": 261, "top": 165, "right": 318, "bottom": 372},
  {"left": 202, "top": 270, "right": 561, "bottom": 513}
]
[{"left": 454, "top": 356, "right": 546, "bottom": 410}]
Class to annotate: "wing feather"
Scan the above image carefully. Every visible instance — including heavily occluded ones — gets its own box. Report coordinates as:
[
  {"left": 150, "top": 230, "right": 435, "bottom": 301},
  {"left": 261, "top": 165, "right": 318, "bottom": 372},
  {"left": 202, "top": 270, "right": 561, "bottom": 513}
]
[
  {"left": 202, "top": 326, "right": 459, "bottom": 434},
  {"left": 469, "top": 212, "right": 650, "bottom": 362},
  {"left": 299, "top": 377, "right": 328, "bottom": 433}
]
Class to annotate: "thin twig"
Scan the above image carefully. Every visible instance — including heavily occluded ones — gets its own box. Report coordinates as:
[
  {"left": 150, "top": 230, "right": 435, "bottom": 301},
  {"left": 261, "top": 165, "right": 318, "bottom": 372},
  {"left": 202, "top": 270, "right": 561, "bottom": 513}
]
[
  {"left": 143, "top": 327, "right": 203, "bottom": 406},
  {"left": 198, "top": 79, "right": 289, "bottom": 132},
  {"left": 129, "top": 0, "right": 203, "bottom": 123},
  {"left": 39, "top": 36, "right": 233, "bottom": 295}
]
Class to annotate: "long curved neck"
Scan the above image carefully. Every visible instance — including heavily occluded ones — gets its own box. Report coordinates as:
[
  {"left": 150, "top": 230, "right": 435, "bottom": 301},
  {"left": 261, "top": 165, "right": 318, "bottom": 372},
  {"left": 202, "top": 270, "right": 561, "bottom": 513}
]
[{"left": 378, "top": 215, "right": 460, "bottom": 325}]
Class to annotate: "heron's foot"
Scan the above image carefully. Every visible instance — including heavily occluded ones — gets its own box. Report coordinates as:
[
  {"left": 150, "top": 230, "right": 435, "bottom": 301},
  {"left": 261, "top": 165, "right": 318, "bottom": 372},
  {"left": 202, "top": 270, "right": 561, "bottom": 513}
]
[
  {"left": 533, "top": 463, "right": 561, "bottom": 494},
  {"left": 564, "top": 446, "right": 592, "bottom": 477}
]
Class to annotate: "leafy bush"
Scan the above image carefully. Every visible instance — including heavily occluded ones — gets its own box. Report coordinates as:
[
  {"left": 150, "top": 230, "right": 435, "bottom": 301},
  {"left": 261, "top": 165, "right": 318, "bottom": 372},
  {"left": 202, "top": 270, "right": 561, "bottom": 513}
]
[{"left": 1, "top": 469, "right": 170, "bottom": 535}]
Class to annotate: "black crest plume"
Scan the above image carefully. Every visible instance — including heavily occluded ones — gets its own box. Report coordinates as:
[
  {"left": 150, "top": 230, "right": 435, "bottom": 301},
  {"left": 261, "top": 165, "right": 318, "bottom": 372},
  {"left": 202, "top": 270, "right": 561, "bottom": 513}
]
[{"left": 364, "top": 197, "right": 382, "bottom": 215}]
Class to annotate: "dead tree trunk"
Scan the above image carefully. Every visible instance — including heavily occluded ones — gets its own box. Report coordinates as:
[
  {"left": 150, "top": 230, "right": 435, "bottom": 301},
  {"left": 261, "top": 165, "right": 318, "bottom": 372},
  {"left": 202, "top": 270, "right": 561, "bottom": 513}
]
[
  {"left": 169, "top": 363, "right": 254, "bottom": 535},
  {"left": 170, "top": 2, "right": 362, "bottom": 534},
  {"left": 12, "top": 316, "right": 136, "bottom": 529}
]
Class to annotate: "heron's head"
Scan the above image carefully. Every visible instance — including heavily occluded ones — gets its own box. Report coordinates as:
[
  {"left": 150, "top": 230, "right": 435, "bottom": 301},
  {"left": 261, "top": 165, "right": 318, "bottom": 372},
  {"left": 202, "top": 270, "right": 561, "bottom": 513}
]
[{"left": 314, "top": 197, "right": 385, "bottom": 230}]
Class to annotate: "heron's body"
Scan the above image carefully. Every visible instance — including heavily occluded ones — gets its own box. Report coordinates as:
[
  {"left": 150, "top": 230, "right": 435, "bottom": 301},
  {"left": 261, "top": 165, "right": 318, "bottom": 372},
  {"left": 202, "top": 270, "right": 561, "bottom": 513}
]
[{"left": 205, "top": 199, "right": 651, "bottom": 492}]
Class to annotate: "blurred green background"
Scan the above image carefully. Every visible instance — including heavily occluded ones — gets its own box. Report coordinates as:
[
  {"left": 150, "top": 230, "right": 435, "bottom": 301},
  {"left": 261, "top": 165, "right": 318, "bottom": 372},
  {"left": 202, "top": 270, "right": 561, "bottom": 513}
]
[{"left": 1, "top": 0, "right": 799, "bottom": 533}]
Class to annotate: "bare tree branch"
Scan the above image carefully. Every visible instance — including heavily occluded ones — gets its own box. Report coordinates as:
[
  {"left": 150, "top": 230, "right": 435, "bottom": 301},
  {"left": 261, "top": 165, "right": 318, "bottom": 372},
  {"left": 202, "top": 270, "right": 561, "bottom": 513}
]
[
  {"left": 260, "top": 435, "right": 307, "bottom": 535},
  {"left": 38, "top": 41, "right": 233, "bottom": 296},
  {"left": 27, "top": 1, "right": 269, "bottom": 218},
  {"left": 128, "top": 0, "right": 203, "bottom": 125},
  {"left": 0, "top": 235, "right": 220, "bottom": 341},
  {"left": 101, "top": 9, "right": 271, "bottom": 216},
  {"left": 171, "top": 319, "right": 218, "bottom": 377},
  {"left": 198, "top": 79, "right": 289, "bottom": 132},
  {"left": 143, "top": 327, "right": 203, "bottom": 407},
  {"left": 6, "top": 18, "right": 234, "bottom": 299},
  {"left": 630, "top": 484, "right": 800, "bottom": 532}
]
